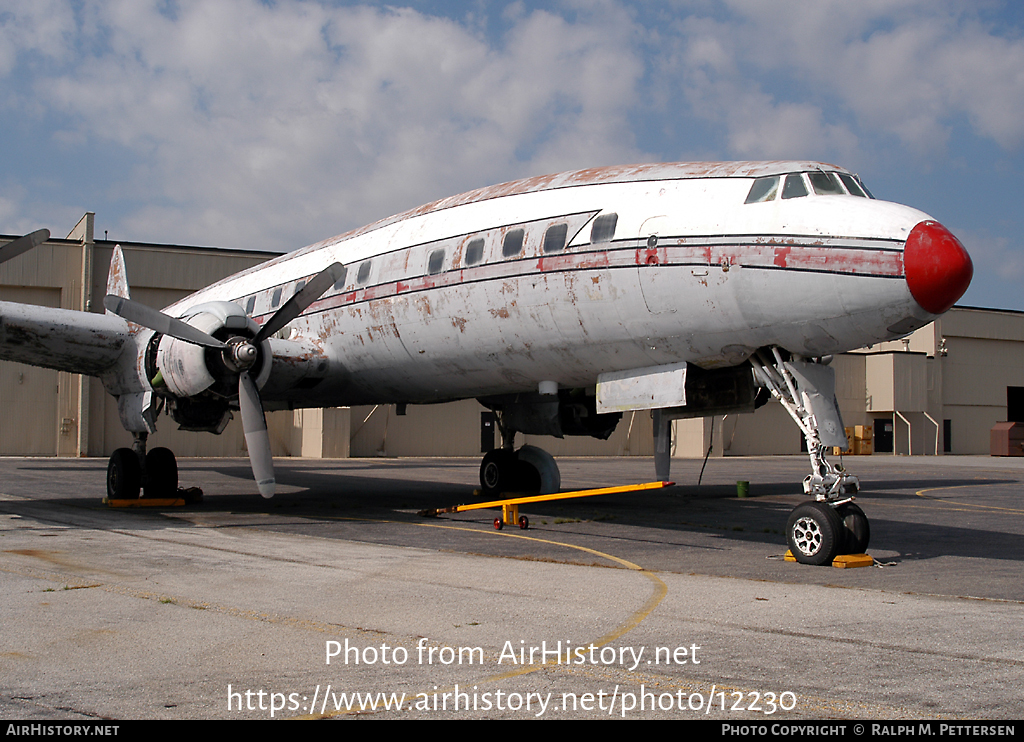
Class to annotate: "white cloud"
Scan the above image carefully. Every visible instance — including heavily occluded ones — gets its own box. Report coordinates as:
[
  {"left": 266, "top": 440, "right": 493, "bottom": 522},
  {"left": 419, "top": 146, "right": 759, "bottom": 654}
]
[
  {"left": 662, "top": 1, "right": 1024, "bottom": 159},
  {"left": 5, "top": 0, "right": 647, "bottom": 250},
  {"left": 0, "top": 0, "right": 77, "bottom": 77},
  {"left": 955, "top": 227, "right": 1024, "bottom": 282}
]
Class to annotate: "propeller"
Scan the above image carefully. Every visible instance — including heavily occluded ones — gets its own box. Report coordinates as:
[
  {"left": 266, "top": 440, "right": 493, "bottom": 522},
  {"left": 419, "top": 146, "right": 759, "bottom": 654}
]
[
  {"left": 0, "top": 229, "right": 49, "bottom": 265},
  {"left": 104, "top": 261, "right": 344, "bottom": 498},
  {"left": 104, "top": 295, "right": 229, "bottom": 349}
]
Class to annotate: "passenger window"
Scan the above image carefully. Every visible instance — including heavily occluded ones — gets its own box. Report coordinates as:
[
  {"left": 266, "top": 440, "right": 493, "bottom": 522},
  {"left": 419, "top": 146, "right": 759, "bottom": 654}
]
[
  {"left": 357, "top": 260, "right": 372, "bottom": 284},
  {"left": 295, "top": 280, "right": 306, "bottom": 293},
  {"left": 838, "top": 173, "right": 869, "bottom": 198},
  {"left": 782, "top": 174, "right": 808, "bottom": 200},
  {"left": 245, "top": 296, "right": 256, "bottom": 315},
  {"left": 809, "top": 172, "right": 844, "bottom": 196},
  {"left": 745, "top": 176, "right": 780, "bottom": 204},
  {"left": 464, "top": 238, "right": 484, "bottom": 266},
  {"left": 427, "top": 248, "right": 445, "bottom": 275},
  {"left": 543, "top": 223, "right": 568, "bottom": 253},
  {"left": 502, "top": 229, "right": 524, "bottom": 258},
  {"left": 591, "top": 213, "right": 617, "bottom": 243},
  {"left": 271, "top": 287, "right": 282, "bottom": 308},
  {"left": 332, "top": 265, "right": 348, "bottom": 290}
]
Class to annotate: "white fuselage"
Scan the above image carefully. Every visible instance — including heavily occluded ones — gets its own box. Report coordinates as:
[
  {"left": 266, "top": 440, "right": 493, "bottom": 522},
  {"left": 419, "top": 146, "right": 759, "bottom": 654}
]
[{"left": 164, "top": 162, "right": 931, "bottom": 407}]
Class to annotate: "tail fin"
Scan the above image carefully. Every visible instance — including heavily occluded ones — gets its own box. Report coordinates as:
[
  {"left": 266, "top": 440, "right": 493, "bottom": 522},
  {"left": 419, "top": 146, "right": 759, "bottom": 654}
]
[{"left": 105, "top": 244, "right": 131, "bottom": 302}]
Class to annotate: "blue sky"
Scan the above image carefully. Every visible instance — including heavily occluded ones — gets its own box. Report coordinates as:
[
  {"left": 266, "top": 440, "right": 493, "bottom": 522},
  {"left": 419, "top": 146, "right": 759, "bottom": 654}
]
[{"left": 2, "top": 0, "right": 1022, "bottom": 309}]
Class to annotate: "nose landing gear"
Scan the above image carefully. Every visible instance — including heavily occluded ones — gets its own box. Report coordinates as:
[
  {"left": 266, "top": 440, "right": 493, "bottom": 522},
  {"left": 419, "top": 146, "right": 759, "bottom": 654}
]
[{"left": 752, "top": 347, "right": 871, "bottom": 566}]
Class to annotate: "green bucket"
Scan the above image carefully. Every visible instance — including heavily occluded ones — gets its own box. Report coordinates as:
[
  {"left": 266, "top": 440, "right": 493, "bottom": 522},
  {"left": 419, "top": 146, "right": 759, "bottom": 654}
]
[{"left": 736, "top": 480, "right": 749, "bottom": 498}]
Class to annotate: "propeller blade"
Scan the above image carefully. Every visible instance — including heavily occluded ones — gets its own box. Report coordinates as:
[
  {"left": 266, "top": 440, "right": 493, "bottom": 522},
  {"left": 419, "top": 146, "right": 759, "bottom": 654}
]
[
  {"left": 254, "top": 262, "right": 344, "bottom": 343},
  {"left": 103, "top": 295, "right": 228, "bottom": 349},
  {"left": 239, "top": 371, "right": 275, "bottom": 498},
  {"left": 0, "top": 229, "right": 49, "bottom": 265}
]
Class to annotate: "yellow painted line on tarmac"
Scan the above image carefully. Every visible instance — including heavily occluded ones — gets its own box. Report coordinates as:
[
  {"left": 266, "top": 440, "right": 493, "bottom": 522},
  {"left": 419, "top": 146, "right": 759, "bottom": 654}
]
[
  {"left": 913, "top": 484, "right": 1024, "bottom": 514},
  {"left": 299, "top": 518, "right": 668, "bottom": 719},
  {"left": 426, "top": 521, "right": 668, "bottom": 645}
]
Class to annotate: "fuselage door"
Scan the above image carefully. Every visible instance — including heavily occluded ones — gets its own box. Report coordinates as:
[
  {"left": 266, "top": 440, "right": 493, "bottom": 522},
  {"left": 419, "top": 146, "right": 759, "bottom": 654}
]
[{"left": 637, "top": 215, "right": 682, "bottom": 314}]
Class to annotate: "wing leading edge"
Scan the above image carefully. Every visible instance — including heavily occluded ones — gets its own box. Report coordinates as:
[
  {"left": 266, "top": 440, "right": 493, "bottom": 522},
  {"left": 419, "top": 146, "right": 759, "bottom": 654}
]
[
  {"left": 0, "top": 300, "right": 129, "bottom": 376},
  {"left": 0, "top": 238, "right": 132, "bottom": 379}
]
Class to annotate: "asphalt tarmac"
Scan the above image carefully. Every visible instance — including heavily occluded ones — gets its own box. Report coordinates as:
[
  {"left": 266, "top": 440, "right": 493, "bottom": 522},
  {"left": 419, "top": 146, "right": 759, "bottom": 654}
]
[{"left": 1, "top": 454, "right": 1022, "bottom": 720}]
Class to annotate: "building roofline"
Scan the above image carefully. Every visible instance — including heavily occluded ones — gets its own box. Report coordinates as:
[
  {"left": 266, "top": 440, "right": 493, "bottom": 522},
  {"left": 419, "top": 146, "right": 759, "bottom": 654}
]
[
  {"left": 0, "top": 234, "right": 284, "bottom": 259},
  {"left": 952, "top": 304, "right": 1024, "bottom": 317}
]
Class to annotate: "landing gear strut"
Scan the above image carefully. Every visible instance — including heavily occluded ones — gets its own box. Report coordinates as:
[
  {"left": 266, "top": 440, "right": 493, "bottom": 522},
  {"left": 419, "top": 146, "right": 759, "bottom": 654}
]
[{"left": 752, "top": 347, "right": 870, "bottom": 564}]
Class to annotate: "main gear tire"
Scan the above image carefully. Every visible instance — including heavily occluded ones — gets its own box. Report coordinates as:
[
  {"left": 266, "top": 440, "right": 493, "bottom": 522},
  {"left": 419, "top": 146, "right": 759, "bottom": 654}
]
[
  {"left": 107, "top": 448, "right": 142, "bottom": 500},
  {"left": 480, "top": 449, "right": 519, "bottom": 497},
  {"left": 144, "top": 447, "right": 178, "bottom": 498},
  {"left": 515, "top": 445, "right": 560, "bottom": 495}
]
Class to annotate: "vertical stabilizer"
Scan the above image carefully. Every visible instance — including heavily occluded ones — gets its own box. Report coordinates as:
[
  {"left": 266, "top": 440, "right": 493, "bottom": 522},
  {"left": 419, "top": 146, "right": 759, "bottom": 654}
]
[{"left": 106, "top": 244, "right": 131, "bottom": 302}]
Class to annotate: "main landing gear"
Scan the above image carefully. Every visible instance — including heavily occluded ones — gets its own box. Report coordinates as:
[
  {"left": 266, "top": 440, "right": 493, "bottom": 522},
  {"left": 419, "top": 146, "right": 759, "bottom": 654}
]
[
  {"left": 106, "top": 432, "right": 182, "bottom": 501},
  {"left": 751, "top": 347, "right": 871, "bottom": 565},
  {"left": 479, "top": 444, "right": 561, "bottom": 497},
  {"left": 479, "top": 415, "right": 561, "bottom": 497}
]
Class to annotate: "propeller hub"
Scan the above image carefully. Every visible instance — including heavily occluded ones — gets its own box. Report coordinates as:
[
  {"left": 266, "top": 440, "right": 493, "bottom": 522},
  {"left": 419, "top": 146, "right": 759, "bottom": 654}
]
[{"left": 226, "top": 338, "right": 259, "bottom": 372}]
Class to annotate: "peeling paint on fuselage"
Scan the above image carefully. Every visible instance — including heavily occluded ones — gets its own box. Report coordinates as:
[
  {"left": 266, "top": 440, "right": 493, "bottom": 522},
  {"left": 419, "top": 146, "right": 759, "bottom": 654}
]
[{"left": 155, "top": 161, "right": 935, "bottom": 407}]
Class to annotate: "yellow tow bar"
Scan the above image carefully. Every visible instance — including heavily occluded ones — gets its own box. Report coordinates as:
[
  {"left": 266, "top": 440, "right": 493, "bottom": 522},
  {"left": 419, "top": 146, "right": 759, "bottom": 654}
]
[{"left": 419, "top": 480, "right": 674, "bottom": 530}]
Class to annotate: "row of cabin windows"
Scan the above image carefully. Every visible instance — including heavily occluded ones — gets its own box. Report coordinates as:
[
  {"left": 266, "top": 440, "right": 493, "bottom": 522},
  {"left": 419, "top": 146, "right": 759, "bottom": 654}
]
[
  {"left": 422, "top": 213, "right": 617, "bottom": 271},
  {"left": 248, "top": 278, "right": 310, "bottom": 314},
  {"left": 744, "top": 172, "right": 873, "bottom": 204},
  {"left": 242, "top": 212, "right": 620, "bottom": 312}
]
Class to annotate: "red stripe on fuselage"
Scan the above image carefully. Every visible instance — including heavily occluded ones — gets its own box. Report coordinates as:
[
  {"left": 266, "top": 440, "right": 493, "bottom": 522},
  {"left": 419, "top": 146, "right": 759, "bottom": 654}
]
[{"left": 252, "top": 240, "right": 904, "bottom": 321}]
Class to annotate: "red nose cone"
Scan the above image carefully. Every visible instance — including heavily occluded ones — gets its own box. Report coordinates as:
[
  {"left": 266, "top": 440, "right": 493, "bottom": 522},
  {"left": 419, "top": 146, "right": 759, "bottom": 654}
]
[{"left": 904, "top": 221, "right": 973, "bottom": 315}]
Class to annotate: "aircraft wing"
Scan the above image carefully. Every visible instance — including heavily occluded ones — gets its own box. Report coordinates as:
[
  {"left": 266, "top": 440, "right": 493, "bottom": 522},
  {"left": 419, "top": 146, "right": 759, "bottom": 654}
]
[{"left": 0, "top": 300, "right": 129, "bottom": 376}]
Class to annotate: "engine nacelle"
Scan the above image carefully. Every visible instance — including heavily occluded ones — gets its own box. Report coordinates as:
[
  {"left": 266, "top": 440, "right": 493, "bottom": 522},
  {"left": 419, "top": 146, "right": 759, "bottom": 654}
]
[{"left": 152, "top": 301, "right": 272, "bottom": 399}]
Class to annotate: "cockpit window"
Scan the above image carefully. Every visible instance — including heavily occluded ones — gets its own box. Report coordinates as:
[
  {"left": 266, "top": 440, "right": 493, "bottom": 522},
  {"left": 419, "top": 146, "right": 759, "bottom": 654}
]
[
  {"left": 745, "top": 176, "right": 780, "bottom": 204},
  {"left": 847, "top": 172, "right": 872, "bottom": 196},
  {"left": 781, "top": 174, "right": 808, "bottom": 200},
  {"left": 838, "top": 174, "right": 864, "bottom": 197},
  {"left": 809, "top": 172, "right": 844, "bottom": 196},
  {"left": 758, "top": 171, "right": 874, "bottom": 201}
]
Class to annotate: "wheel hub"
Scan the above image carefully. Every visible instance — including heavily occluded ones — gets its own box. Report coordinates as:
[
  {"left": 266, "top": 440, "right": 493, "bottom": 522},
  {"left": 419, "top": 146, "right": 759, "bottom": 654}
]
[
  {"left": 792, "top": 516, "right": 823, "bottom": 556},
  {"left": 482, "top": 462, "right": 501, "bottom": 489}
]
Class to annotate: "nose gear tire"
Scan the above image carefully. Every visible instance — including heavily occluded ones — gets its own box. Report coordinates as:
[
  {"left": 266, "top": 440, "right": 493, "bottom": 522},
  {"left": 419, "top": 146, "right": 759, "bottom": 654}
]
[
  {"left": 787, "top": 501, "right": 843, "bottom": 566},
  {"left": 836, "top": 502, "right": 870, "bottom": 554}
]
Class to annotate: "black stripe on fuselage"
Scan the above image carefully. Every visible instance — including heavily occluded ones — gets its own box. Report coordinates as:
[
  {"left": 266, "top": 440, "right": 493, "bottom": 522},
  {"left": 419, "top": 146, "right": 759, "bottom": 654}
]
[{"left": 239, "top": 234, "right": 906, "bottom": 325}]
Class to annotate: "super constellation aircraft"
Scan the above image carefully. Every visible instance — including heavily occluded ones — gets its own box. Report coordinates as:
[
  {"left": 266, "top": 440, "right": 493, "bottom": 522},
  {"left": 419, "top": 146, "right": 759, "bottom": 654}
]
[{"left": 0, "top": 161, "right": 973, "bottom": 565}]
